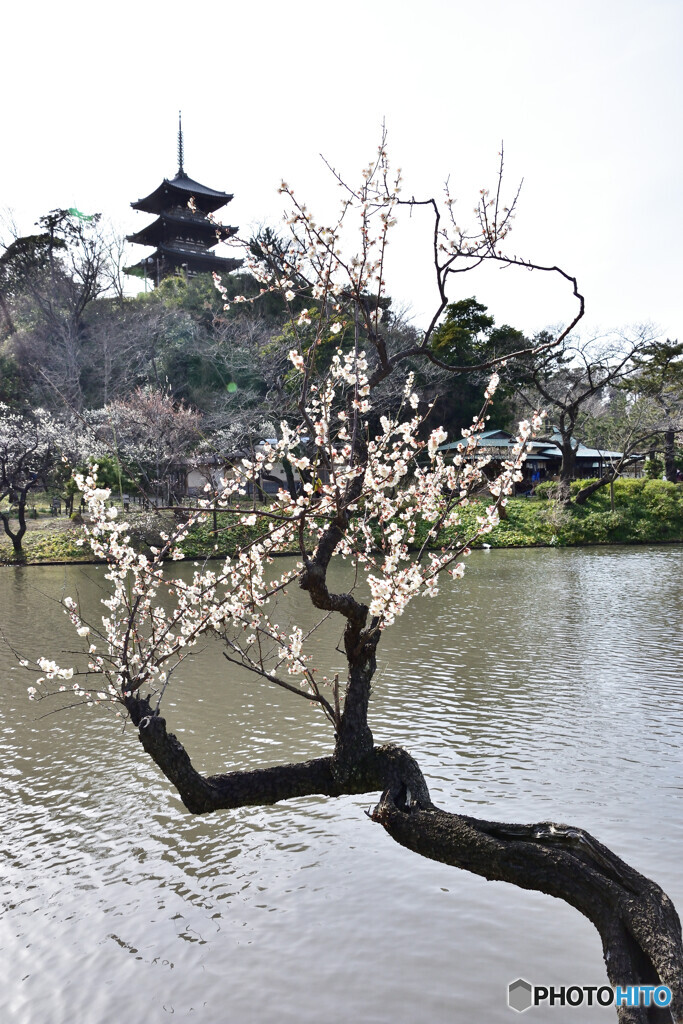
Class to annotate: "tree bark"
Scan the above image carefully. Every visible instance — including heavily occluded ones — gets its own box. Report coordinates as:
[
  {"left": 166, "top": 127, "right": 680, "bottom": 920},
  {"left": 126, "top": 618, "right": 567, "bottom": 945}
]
[
  {"left": 574, "top": 457, "right": 642, "bottom": 505},
  {"left": 557, "top": 439, "right": 576, "bottom": 502},
  {"left": 664, "top": 429, "right": 676, "bottom": 484},
  {"left": 373, "top": 795, "right": 683, "bottom": 1023},
  {"left": 0, "top": 490, "right": 28, "bottom": 554},
  {"left": 0, "top": 289, "right": 15, "bottom": 336},
  {"left": 281, "top": 457, "right": 298, "bottom": 500},
  {"left": 124, "top": 694, "right": 683, "bottom": 1023}
]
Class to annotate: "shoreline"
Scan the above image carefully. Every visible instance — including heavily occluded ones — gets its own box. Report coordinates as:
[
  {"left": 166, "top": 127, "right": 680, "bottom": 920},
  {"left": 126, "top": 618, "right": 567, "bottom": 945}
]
[
  {"left": 2, "top": 480, "right": 682, "bottom": 567},
  {"left": 3, "top": 535, "right": 683, "bottom": 570}
]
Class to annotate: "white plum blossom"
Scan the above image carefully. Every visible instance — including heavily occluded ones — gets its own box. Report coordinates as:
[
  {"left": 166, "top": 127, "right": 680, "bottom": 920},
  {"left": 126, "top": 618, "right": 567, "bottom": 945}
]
[
  {"left": 484, "top": 373, "right": 500, "bottom": 400},
  {"left": 24, "top": 148, "right": 543, "bottom": 729}
]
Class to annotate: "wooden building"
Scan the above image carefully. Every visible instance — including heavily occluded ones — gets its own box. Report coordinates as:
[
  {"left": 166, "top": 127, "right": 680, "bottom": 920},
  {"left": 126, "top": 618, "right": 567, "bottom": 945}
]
[
  {"left": 439, "top": 428, "right": 644, "bottom": 491},
  {"left": 125, "top": 114, "right": 242, "bottom": 284}
]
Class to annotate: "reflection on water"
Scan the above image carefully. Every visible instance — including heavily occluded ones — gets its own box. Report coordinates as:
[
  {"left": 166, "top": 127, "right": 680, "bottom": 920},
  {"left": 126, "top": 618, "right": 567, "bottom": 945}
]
[{"left": 1, "top": 547, "right": 682, "bottom": 1023}]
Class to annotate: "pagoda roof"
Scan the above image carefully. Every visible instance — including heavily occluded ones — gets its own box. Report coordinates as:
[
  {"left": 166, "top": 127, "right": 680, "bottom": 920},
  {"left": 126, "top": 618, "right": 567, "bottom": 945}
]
[
  {"left": 126, "top": 210, "right": 238, "bottom": 247},
  {"left": 132, "top": 171, "right": 234, "bottom": 215},
  {"left": 125, "top": 244, "right": 242, "bottom": 279},
  {"left": 155, "top": 241, "right": 239, "bottom": 262}
]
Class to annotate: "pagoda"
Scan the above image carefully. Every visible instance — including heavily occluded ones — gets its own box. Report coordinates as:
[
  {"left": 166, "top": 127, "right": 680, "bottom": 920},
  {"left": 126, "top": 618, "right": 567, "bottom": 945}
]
[{"left": 125, "top": 114, "right": 242, "bottom": 284}]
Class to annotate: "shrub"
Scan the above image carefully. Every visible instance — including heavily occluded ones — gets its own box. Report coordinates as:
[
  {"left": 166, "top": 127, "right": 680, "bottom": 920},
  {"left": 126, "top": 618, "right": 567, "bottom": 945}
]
[
  {"left": 531, "top": 481, "right": 555, "bottom": 500},
  {"left": 644, "top": 457, "right": 664, "bottom": 479}
]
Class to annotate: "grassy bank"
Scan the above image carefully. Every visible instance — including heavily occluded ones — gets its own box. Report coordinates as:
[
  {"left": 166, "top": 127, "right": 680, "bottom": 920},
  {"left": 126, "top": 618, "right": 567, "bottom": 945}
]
[
  {"left": 475, "top": 478, "right": 683, "bottom": 548},
  {"left": 0, "top": 503, "right": 319, "bottom": 566},
  {"left": 2, "top": 479, "right": 682, "bottom": 566}
]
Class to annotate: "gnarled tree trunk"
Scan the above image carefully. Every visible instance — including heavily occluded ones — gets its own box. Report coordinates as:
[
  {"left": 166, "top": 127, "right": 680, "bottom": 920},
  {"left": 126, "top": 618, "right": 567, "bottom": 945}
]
[
  {"left": 664, "top": 429, "right": 677, "bottom": 484},
  {"left": 0, "top": 488, "right": 28, "bottom": 555},
  {"left": 124, "top": 668, "right": 683, "bottom": 1024}
]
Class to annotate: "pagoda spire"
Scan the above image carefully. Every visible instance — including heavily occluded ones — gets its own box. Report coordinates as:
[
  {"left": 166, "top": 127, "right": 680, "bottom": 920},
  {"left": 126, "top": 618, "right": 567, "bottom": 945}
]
[{"left": 177, "top": 111, "right": 184, "bottom": 175}]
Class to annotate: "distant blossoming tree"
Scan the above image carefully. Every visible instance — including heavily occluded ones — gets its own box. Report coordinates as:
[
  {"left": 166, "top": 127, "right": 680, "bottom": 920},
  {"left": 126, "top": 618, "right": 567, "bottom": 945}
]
[
  {"left": 24, "top": 142, "right": 682, "bottom": 1020},
  {"left": 0, "top": 404, "right": 61, "bottom": 555},
  {"left": 85, "top": 386, "right": 201, "bottom": 503}
]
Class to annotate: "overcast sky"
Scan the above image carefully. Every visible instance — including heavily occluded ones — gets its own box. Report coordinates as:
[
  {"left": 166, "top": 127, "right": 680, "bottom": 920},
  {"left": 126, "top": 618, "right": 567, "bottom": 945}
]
[{"left": 2, "top": 0, "right": 681, "bottom": 339}]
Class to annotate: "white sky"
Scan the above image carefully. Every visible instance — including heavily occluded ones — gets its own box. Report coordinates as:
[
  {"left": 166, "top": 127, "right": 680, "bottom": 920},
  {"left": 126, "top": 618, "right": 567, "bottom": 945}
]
[{"left": 2, "top": 0, "right": 681, "bottom": 339}]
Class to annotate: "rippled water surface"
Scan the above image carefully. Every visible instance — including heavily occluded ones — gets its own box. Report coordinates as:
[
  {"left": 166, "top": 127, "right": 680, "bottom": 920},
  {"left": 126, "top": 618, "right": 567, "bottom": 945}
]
[{"left": 1, "top": 547, "right": 682, "bottom": 1023}]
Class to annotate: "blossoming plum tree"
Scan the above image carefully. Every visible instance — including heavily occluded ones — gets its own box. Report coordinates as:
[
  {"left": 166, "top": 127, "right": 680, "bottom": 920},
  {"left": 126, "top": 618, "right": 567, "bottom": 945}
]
[
  {"left": 0, "top": 404, "right": 61, "bottom": 555},
  {"left": 25, "top": 143, "right": 683, "bottom": 1020},
  {"left": 85, "top": 385, "right": 201, "bottom": 503}
]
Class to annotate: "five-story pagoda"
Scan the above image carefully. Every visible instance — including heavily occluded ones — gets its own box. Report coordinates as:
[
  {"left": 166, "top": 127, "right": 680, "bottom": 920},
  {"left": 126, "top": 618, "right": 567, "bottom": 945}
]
[{"left": 126, "top": 115, "right": 242, "bottom": 284}]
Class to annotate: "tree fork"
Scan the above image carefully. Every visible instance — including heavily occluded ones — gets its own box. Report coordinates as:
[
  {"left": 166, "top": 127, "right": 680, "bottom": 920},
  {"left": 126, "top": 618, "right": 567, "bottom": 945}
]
[
  {"left": 125, "top": 696, "right": 422, "bottom": 812},
  {"left": 0, "top": 497, "right": 28, "bottom": 554}
]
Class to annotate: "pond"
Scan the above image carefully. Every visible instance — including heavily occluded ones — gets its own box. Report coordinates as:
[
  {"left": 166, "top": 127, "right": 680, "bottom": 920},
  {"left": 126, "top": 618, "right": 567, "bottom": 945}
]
[{"left": 1, "top": 546, "right": 682, "bottom": 1023}]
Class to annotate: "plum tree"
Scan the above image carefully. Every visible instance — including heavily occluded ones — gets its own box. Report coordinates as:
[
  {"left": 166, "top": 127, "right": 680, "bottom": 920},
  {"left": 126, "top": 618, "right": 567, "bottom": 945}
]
[{"left": 24, "top": 143, "right": 682, "bottom": 1021}]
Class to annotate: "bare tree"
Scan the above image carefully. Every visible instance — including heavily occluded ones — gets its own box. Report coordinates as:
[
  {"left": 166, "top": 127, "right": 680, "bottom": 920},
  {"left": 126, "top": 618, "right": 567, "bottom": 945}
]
[
  {"left": 4, "top": 210, "right": 119, "bottom": 410},
  {"left": 512, "top": 329, "right": 656, "bottom": 501},
  {"left": 572, "top": 387, "right": 660, "bottom": 506},
  {"left": 623, "top": 339, "right": 683, "bottom": 483}
]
